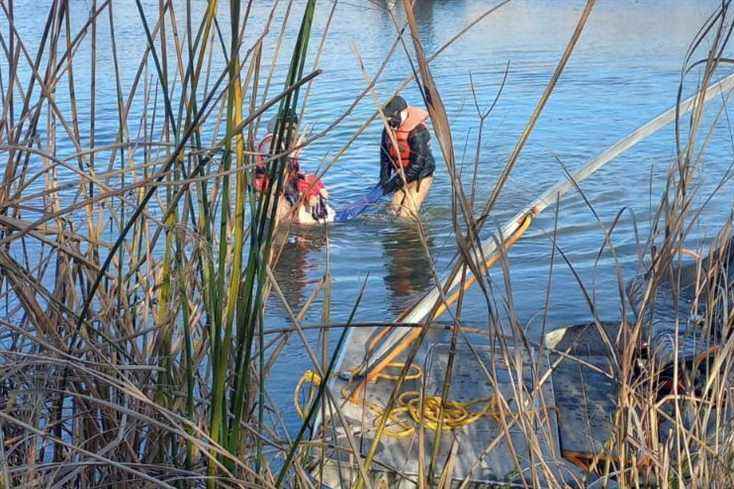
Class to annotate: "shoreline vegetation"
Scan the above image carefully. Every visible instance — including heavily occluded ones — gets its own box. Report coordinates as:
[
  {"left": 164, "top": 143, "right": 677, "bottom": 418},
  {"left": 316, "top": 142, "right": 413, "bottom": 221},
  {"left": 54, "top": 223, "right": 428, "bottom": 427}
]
[{"left": 1, "top": 0, "right": 734, "bottom": 488}]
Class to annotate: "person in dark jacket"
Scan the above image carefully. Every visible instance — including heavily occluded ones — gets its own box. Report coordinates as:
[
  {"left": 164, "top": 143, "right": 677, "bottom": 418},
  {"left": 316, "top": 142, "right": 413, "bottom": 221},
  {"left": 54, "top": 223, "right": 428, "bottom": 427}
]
[{"left": 379, "top": 95, "right": 435, "bottom": 218}]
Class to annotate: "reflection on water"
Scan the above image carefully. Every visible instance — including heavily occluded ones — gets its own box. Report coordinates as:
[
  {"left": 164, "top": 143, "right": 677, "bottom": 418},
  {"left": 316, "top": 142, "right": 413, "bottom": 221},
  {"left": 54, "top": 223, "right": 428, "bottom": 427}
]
[
  {"left": 271, "top": 228, "right": 326, "bottom": 317},
  {"left": 372, "top": 0, "right": 451, "bottom": 51},
  {"left": 411, "top": 0, "right": 436, "bottom": 51},
  {"left": 381, "top": 223, "right": 435, "bottom": 314}
]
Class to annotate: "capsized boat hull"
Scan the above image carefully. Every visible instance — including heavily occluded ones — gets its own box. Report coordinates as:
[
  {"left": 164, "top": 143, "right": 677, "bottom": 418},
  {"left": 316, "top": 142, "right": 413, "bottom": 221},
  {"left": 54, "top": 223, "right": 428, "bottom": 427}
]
[{"left": 308, "top": 323, "right": 620, "bottom": 487}]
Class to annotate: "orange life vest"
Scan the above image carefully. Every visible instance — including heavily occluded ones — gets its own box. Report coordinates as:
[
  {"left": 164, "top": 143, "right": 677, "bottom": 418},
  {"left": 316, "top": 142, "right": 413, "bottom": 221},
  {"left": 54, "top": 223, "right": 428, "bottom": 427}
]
[
  {"left": 387, "top": 107, "right": 429, "bottom": 168},
  {"left": 297, "top": 174, "right": 325, "bottom": 200}
]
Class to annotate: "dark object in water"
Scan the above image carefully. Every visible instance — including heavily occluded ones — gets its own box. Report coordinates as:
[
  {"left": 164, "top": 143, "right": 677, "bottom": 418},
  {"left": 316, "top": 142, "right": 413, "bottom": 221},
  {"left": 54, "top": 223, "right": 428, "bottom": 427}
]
[{"left": 626, "top": 236, "right": 734, "bottom": 368}]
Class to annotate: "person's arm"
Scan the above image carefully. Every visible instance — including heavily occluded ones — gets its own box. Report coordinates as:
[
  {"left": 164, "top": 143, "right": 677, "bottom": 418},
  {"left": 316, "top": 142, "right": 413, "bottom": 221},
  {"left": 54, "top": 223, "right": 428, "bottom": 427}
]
[
  {"left": 379, "top": 129, "right": 395, "bottom": 193},
  {"left": 403, "top": 125, "right": 435, "bottom": 183}
]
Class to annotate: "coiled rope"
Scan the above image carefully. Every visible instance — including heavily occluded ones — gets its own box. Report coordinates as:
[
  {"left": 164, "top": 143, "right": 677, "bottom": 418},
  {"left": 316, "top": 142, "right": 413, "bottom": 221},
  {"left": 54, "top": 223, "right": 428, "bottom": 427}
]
[{"left": 294, "top": 362, "right": 498, "bottom": 437}]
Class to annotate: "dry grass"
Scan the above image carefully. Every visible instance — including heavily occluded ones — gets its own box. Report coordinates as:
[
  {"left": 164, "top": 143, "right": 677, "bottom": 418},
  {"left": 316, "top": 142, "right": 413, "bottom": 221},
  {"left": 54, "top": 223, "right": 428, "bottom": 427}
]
[{"left": 1, "top": 1, "right": 734, "bottom": 488}]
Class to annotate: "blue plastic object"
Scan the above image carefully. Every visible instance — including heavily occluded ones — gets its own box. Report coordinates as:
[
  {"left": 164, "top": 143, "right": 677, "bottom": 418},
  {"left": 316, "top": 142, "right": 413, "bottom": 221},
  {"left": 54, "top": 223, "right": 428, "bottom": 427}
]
[{"left": 335, "top": 184, "right": 386, "bottom": 222}]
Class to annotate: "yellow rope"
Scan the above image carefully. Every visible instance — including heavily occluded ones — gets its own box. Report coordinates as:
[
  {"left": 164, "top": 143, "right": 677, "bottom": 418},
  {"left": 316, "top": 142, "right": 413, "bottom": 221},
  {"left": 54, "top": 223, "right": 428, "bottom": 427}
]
[
  {"left": 294, "top": 363, "right": 499, "bottom": 438},
  {"left": 370, "top": 362, "right": 422, "bottom": 381},
  {"left": 294, "top": 370, "right": 322, "bottom": 419}
]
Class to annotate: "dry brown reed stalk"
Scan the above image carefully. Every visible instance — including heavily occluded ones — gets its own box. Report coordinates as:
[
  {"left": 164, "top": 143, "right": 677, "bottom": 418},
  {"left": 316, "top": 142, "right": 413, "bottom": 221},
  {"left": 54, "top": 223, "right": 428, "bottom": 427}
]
[{"left": 608, "top": 5, "right": 734, "bottom": 486}]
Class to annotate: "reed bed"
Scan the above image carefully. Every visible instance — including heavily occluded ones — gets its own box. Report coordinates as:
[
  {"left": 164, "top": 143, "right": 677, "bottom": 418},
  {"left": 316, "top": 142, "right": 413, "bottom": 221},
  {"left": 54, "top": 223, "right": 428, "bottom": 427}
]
[{"left": 1, "top": 0, "right": 734, "bottom": 488}]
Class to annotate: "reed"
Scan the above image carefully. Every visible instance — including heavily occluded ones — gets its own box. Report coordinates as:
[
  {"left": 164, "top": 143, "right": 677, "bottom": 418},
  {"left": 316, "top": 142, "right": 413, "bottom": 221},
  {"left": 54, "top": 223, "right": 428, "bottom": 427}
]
[
  {"left": 0, "top": 0, "right": 324, "bottom": 486},
  {"left": 1, "top": 1, "right": 734, "bottom": 488}
]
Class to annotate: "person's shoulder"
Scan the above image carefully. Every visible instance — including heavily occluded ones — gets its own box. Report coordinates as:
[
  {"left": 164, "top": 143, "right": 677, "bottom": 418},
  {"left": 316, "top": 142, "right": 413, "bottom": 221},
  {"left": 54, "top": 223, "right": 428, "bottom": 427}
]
[{"left": 410, "top": 124, "right": 431, "bottom": 139}]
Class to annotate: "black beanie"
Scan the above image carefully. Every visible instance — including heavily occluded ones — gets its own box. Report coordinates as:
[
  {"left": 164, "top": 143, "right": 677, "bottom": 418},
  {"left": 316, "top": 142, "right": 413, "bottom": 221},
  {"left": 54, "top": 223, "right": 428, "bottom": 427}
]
[{"left": 383, "top": 95, "right": 407, "bottom": 120}]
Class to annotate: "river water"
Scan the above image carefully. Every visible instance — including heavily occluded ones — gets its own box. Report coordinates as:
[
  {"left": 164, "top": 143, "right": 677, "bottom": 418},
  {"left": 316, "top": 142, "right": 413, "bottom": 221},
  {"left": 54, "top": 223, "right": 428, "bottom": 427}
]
[
  {"left": 273, "top": 0, "right": 734, "bottom": 393},
  {"left": 4, "top": 0, "right": 734, "bottom": 431}
]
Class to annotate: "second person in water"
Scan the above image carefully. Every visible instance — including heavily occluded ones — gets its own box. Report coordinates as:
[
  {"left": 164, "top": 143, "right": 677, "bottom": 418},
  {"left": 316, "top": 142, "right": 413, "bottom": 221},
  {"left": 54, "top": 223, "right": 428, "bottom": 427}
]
[
  {"left": 379, "top": 95, "right": 435, "bottom": 218},
  {"left": 254, "top": 109, "right": 334, "bottom": 226}
]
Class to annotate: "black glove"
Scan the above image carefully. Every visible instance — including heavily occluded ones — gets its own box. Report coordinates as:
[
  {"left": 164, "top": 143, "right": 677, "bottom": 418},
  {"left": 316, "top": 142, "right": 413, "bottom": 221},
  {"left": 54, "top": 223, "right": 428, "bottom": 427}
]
[{"left": 310, "top": 195, "right": 328, "bottom": 221}]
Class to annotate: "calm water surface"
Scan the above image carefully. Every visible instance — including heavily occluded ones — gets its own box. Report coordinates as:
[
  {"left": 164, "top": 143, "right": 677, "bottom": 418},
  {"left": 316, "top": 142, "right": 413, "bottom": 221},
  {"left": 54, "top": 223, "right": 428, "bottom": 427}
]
[{"left": 4, "top": 0, "right": 734, "bottom": 431}]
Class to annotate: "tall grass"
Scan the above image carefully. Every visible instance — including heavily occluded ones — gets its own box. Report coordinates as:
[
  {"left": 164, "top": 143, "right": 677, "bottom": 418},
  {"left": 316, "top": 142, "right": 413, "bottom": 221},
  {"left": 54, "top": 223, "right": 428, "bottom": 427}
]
[
  {"left": 1, "top": 1, "right": 734, "bottom": 488},
  {"left": 0, "top": 0, "right": 324, "bottom": 486},
  {"left": 0, "top": 1, "right": 513, "bottom": 486}
]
